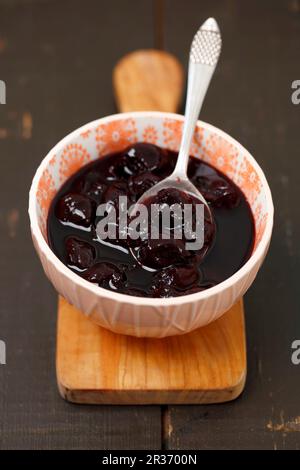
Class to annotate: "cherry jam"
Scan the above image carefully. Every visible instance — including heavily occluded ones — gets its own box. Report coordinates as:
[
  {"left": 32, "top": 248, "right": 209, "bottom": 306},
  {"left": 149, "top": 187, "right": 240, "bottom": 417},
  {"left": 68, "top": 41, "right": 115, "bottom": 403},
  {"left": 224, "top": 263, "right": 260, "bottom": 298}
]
[{"left": 47, "top": 143, "right": 255, "bottom": 298}]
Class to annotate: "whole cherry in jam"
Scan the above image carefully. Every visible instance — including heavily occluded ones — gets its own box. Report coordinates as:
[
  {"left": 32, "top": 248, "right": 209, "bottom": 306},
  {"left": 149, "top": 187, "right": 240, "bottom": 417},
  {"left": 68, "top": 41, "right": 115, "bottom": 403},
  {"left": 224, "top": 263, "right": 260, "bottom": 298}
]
[
  {"left": 83, "top": 262, "right": 126, "bottom": 290},
  {"left": 65, "top": 237, "right": 95, "bottom": 270},
  {"left": 56, "top": 193, "right": 94, "bottom": 228}
]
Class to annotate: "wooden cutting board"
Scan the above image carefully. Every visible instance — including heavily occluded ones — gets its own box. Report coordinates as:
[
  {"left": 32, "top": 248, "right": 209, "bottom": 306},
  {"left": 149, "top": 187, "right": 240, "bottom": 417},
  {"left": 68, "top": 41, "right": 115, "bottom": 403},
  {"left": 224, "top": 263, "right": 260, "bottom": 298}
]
[{"left": 56, "top": 49, "right": 247, "bottom": 404}]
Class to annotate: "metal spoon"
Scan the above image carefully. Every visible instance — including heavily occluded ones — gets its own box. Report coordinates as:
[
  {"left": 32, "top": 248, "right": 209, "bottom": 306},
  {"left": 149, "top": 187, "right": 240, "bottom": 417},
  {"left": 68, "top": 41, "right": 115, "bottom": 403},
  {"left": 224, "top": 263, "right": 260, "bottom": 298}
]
[{"left": 131, "top": 18, "right": 222, "bottom": 218}]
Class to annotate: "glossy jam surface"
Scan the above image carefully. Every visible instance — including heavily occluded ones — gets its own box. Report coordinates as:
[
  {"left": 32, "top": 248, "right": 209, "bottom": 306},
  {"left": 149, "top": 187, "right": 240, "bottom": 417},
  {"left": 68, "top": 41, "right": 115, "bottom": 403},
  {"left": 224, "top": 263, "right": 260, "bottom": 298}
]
[{"left": 47, "top": 143, "right": 255, "bottom": 298}]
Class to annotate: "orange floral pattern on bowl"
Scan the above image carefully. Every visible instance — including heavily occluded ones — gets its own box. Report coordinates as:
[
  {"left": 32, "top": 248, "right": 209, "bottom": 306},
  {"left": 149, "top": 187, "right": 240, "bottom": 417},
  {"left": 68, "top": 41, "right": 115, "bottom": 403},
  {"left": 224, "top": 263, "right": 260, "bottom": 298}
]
[
  {"left": 190, "top": 126, "right": 204, "bottom": 156},
  {"left": 202, "top": 134, "right": 239, "bottom": 180},
  {"left": 36, "top": 168, "right": 56, "bottom": 236},
  {"left": 237, "top": 156, "right": 262, "bottom": 206},
  {"left": 162, "top": 118, "right": 204, "bottom": 157},
  {"left": 143, "top": 125, "right": 158, "bottom": 145},
  {"left": 253, "top": 202, "right": 268, "bottom": 250},
  {"left": 163, "top": 119, "right": 183, "bottom": 151},
  {"left": 80, "top": 129, "right": 91, "bottom": 139},
  {"left": 59, "top": 143, "right": 91, "bottom": 182},
  {"left": 95, "top": 118, "right": 137, "bottom": 154},
  {"left": 255, "top": 213, "right": 267, "bottom": 249}
]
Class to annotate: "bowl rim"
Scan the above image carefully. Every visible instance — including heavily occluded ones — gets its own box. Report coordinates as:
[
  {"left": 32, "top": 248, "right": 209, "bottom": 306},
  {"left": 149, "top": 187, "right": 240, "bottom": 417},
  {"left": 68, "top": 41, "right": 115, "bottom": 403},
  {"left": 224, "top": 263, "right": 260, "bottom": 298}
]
[{"left": 29, "top": 111, "right": 274, "bottom": 307}]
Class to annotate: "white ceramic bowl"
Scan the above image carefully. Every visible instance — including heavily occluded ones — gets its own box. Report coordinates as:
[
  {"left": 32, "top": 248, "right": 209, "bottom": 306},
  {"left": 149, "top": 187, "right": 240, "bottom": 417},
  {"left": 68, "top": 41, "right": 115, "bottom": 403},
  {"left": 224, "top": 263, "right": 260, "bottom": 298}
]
[{"left": 29, "top": 112, "right": 273, "bottom": 337}]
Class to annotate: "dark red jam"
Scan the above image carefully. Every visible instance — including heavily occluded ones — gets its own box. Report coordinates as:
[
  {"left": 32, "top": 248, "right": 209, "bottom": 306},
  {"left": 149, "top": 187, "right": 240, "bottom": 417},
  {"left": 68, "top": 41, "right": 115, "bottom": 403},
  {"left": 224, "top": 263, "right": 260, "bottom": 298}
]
[{"left": 47, "top": 143, "right": 255, "bottom": 298}]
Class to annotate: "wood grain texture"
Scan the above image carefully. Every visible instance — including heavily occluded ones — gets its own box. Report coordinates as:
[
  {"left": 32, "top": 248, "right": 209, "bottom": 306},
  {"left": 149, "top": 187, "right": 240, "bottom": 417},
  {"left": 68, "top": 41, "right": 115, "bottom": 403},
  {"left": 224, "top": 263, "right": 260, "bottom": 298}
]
[
  {"left": 57, "top": 297, "right": 246, "bottom": 404},
  {"left": 0, "top": 0, "right": 162, "bottom": 450},
  {"left": 164, "top": 0, "right": 300, "bottom": 450},
  {"left": 113, "top": 50, "right": 184, "bottom": 112}
]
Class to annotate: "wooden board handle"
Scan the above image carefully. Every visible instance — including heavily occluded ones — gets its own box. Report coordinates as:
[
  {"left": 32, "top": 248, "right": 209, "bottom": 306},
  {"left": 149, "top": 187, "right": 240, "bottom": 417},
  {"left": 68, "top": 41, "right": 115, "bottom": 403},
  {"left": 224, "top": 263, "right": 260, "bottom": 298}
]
[{"left": 113, "top": 49, "right": 184, "bottom": 113}]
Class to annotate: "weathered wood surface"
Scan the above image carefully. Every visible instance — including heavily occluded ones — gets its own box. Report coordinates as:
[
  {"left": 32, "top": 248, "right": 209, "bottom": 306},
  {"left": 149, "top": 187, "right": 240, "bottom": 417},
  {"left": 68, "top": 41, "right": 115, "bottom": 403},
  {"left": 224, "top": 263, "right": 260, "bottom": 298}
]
[
  {"left": 0, "top": 0, "right": 299, "bottom": 449},
  {"left": 164, "top": 0, "right": 300, "bottom": 450},
  {"left": 0, "top": 0, "right": 161, "bottom": 450}
]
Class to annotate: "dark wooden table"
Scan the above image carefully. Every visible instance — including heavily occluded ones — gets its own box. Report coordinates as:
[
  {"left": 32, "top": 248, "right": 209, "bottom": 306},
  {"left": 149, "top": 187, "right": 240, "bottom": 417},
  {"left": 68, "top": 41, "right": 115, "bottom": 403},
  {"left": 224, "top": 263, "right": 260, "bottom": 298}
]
[{"left": 0, "top": 0, "right": 299, "bottom": 450}]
